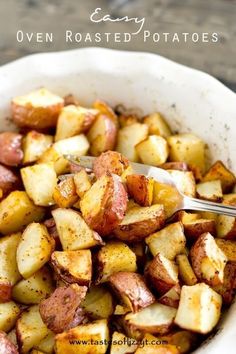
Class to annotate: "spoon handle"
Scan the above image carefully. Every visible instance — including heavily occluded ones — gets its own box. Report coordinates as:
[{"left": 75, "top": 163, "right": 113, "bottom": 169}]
[{"left": 183, "top": 196, "right": 236, "bottom": 217}]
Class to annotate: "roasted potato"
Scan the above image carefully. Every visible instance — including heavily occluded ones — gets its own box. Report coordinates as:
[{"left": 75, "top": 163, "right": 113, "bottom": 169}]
[
  {"left": 0, "top": 331, "right": 18, "bottom": 354},
  {"left": 0, "top": 132, "right": 23, "bottom": 166},
  {"left": 109, "top": 272, "right": 155, "bottom": 312},
  {"left": 145, "top": 222, "right": 186, "bottom": 260},
  {"left": 0, "top": 165, "right": 21, "bottom": 198},
  {"left": 116, "top": 123, "right": 148, "bottom": 162},
  {"left": 126, "top": 175, "right": 154, "bottom": 206},
  {"left": 80, "top": 174, "right": 128, "bottom": 236},
  {"left": 196, "top": 180, "right": 223, "bottom": 202},
  {"left": 183, "top": 218, "right": 216, "bottom": 241},
  {"left": 215, "top": 239, "right": 236, "bottom": 262},
  {"left": 92, "top": 151, "right": 129, "bottom": 178},
  {"left": 93, "top": 99, "right": 118, "bottom": 124},
  {"left": 87, "top": 115, "right": 117, "bottom": 156},
  {"left": 17, "top": 222, "right": 55, "bottom": 279},
  {"left": 53, "top": 176, "right": 79, "bottom": 208},
  {"left": 21, "top": 163, "right": 57, "bottom": 206},
  {"left": 0, "top": 301, "right": 20, "bottom": 332},
  {"left": 114, "top": 204, "right": 165, "bottom": 242},
  {"left": 0, "top": 233, "right": 21, "bottom": 302},
  {"left": 216, "top": 215, "right": 236, "bottom": 239},
  {"left": 96, "top": 241, "right": 137, "bottom": 283},
  {"left": 168, "top": 170, "right": 196, "bottom": 197},
  {"left": 73, "top": 169, "right": 92, "bottom": 198},
  {"left": 146, "top": 253, "right": 179, "bottom": 295},
  {"left": 39, "top": 284, "right": 87, "bottom": 333},
  {"left": 134, "top": 333, "right": 179, "bottom": 354},
  {"left": 119, "top": 114, "right": 139, "bottom": 128},
  {"left": 176, "top": 255, "right": 197, "bottom": 286},
  {"left": 124, "top": 302, "right": 177, "bottom": 335},
  {"left": 213, "top": 262, "right": 236, "bottom": 305},
  {"left": 152, "top": 182, "right": 182, "bottom": 218},
  {"left": 39, "top": 134, "right": 90, "bottom": 175},
  {"left": 159, "top": 284, "right": 181, "bottom": 309},
  {"left": 223, "top": 193, "right": 236, "bottom": 206},
  {"left": 143, "top": 112, "right": 172, "bottom": 137},
  {"left": 190, "top": 232, "right": 228, "bottom": 286},
  {"left": 167, "top": 133, "right": 206, "bottom": 173},
  {"left": 159, "top": 162, "right": 189, "bottom": 171},
  {"left": 81, "top": 285, "right": 114, "bottom": 319},
  {"left": 34, "top": 330, "right": 55, "bottom": 354},
  {"left": 174, "top": 283, "right": 222, "bottom": 334},
  {"left": 16, "top": 305, "right": 50, "bottom": 353},
  {"left": 110, "top": 331, "right": 138, "bottom": 354},
  {"left": 51, "top": 250, "right": 92, "bottom": 286},
  {"left": 55, "top": 105, "right": 97, "bottom": 141},
  {"left": 54, "top": 319, "right": 109, "bottom": 354},
  {"left": 22, "top": 130, "right": 53, "bottom": 164},
  {"left": 52, "top": 208, "right": 103, "bottom": 250},
  {"left": 202, "top": 160, "right": 236, "bottom": 193},
  {"left": 135, "top": 135, "right": 169, "bottom": 166},
  {"left": 114, "top": 304, "right": 130, "bottom": 315},
  {"left": 12, "top": 267, "right": 54, "bottom": 304},
  {"left": 11, "top": 88, "right": 64, "bottom": 129},
  {"left": 160, "top": 331, "right": 198, "bottom": 354}
]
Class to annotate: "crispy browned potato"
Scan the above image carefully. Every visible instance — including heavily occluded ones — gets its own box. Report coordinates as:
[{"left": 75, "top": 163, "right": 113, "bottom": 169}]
[
  {"left": 190, "top": 233, "right": 228, "bottom": 286},
  {"left": 153, "top": 182, "right": 182, "bottom": 218},
  {"left": 0, "top": 132, "right": 23, "bottom": 166},
  {"left": 109, "top": 272, "right": 155, "bottom": 312},
  {"left": 146, "top": 253, "right": 178, "bottom": 295},
  {"left": 159, "top": 162, "right": 189, "bottom": 171},
  {"left": 87, "top": 115, "right": 117, "bottom": 156},
  {"left": 54, "top": 319, "right": 109, "bottom": 354},
  {"left": 81, "top": 285, "right": 114, "bottom": 319},
  {"left": 53, "top": 177, "right": 79, "bottom": 208},
  {"left": 39, "top": 284, "right": 87, "bottom": 334},
  {"left": 135, "top": 135, "right": 169, "bottom": 166},
  {"left": 174, "top": 283, "right": 222, "bottom": 334},
  {"left": 22, "top": 130, "right": 53, "bottom": 164},
  {"left": 52, "top": 208, "right": 103, "bottom": 250},
  {"left": 126, "top": 175, "right": 154, "bottom": 207},
  {"left": 73, "top": 170, "right": 92, "bottom": 198},
  {"left": 11, "top": 88, "right": 64, "bottom": 130},
  {"left": 202, "top": 161, "right": 236, "bottom": 193},
  {"left": 213, "top": 262, "right": 236, "bottom": 305},
  {"left": 92, "top": 151, "right": 129, "bottom": 178},
  {"left": 0, "top": 331, "right": 18, "bottom": 354},
  {"left": 96, "top": 241, "right": 137, "bottom": 283},
  {"left": 51, "top": 250, "right": 92, "bottom": 286},
  {"left": 216, "top": 215, "right": 236, "bottom": 239},
  {"left": 124, "top": 302, "right": 177, "bottom": 335},
  {"left": 176, "top": 254, "right": 197, "bottom": 286},
  {"left": 159, "top": 284, "right": 181, "bottom": 309},
  {"left": 0, "top": 301, "right": 21, "bottom": 332},
  {"left": 183, "top": 219, "right": 216, "bottom": 241},
  {"left": 143, "top": 112, "right": 172, "bottom": 137},
  {"left": 114, "top": 204, "right": 165, "bottom": 242},
  {"left": 145, "top": 222, "right": 186, "bottom": 260},
  {"left": 196, "top": 180, "right": 223, "bottom": 202},
  {"left": 0, "top": 165, "right": 21, "bottom": 197},
  {"left": 215, "top": 239, "right": 236, "bottom": 262},
  {"left": 80, "top": 174, "right": 127, "bottom": 236}
]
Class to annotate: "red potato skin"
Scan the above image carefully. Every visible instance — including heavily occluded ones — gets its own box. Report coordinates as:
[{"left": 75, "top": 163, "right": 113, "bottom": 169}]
[
  {"left": 109, "top": 272, "right": 155, "bottom": 312},
  {"left": 11, "top": 101, "right": 64, "bottom": 130},
  {"left": 0, "top": 331, "right": 18, "bottom": 354},
  {"left": 126, "top": 175, "right": 153, "bottom": 207},
  {"left": 0, "top": 282, "right": 12, "bottom": 303},
  {"left": 93, "top": 151, "right": 129, "bottom": 178},
  {"left": 44, "top": 218, "right": 61, "bottom": 249},
  {"left": 0, "top": 132, "right": 23, "bottom": 166},
  {"left": 0, "top": 165, "right": 21, "bottom": 197},
  {"left": 159, "top": 162, "right": 189, "bottom": 171},
  {"left": 158, "top": 284, "right": 181, "bottom": 309},
  {"left": 184, "top": 220, "right": 216, "bottom": 241},
  {"left": 39, "top": 284, "right": 87, "bottom": 334}
]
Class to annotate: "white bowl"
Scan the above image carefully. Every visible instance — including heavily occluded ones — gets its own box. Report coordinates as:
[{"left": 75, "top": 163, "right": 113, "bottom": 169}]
[{"left": 0, "top": 47, "right": 235, "bottom": 353}]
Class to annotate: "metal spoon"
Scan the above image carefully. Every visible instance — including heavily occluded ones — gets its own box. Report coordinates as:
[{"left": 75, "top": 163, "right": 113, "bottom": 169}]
[{"left": 65, "top": 155, "right": 236, "bottom": 217}]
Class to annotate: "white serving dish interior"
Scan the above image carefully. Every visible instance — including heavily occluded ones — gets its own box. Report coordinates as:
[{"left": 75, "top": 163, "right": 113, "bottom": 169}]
[{"left": 0, "top": 47, "right": 235, "bottom": 353}]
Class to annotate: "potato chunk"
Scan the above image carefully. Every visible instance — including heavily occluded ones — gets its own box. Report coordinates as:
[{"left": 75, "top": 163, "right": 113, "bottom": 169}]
[
  {"left": 153, "top": 182, "right": 182, "bottom": 218},
  {"left": 216, "top": 215, "right": 236, "bottom": 239},
  {"left": 96, "top": 241, "right": 137, "bottom": 283},
  {"left": 74, "top": 170, "right": 92, "bottom": 198},
  {"left": 116, "top": 123, "right": 148, "bottom": 162},
  {"left": 0, "top": 191, "right": 45, "bottom": 235},
  {"left": 110, "top": 331, "right": 138, "bottom": 354},
  {"left": 81, "top": 285, "right": 114, "bottom": 319},
  {"left": 114, "top": 204, "right": 165, "bottom": 242},
  {"left": 143, "top": 112, "right": 172, "bottom": 137},
  {"left": 55, "top": 105, "right": 97, "bottom": 141},
  {"left": 215, "top": 239, "right": 236, "bottom": 262},
  {"left": 51, "top": 250, "right": 92, "bottom": 286},
  {"left": 93, "top": 151, "right": 129, "bottom": 178},
  {"left": 80, "top": 174, "right": 128, "bottom": 236},
  {"left": 17, "top": 223, "right": 55, "bottom": 278},
  {"left": 11, "top": 88, "right": 64, "bottom": 129},
  {"left": 135, "top": 135, "right": 169, "bottom": 166},
  {"left": 0, "top": 233, "right": 21, "bottom": 302},
  {"left": 183, "top": 218, "right": 216, "bottom": 241},
  {"left": 196, "top": 180, "right": 223, "bottom": 202},
  {"left": 53, "top": 177, "right": 79, "bottom": 208},
  {"left": 54, "top": 319, "right": 109, "bottom": 354},
  {"left": 0, "top": 301, "right": 20, "bottom": 332},
  {"left": 146, "top": 222, "right": 186, "bottom": 260},
  {"left": 190, "top": 232, "right": 227, "bottom": 286},
  {"left": 168, "top": 170, "right": 196, "bottom": 197},
  {"left": 21, "top": 163, "right": 57, "bottom": 206},
  {"left": 124, "top": 303, "right": 177, "bottom": 335},
  {"left": 52, "top": 208, "right": 103, "bottom": 250},
  {"left": 12, "top": 267, "right": 54, "bottom": 304},
  {"left": 109, "top": 272, "right": 155, "bottom": 312},
  {"left": 135, "top": 334, "right": 179, "bottom": 354},
  {"left": 176, "top": 254, "right": 197, "bottom": 286},
  {"left": 174, "top": 283, "right": 222, "bottom": 334},
  {"left": 126, "top": 175, "right": 154, "bottom": 206},
  {"left": 159, "top": 284, "right": 181, "bottom": 308},
  {"left": 0, "top": 132, "right": 23, "bottom": 167},
  {"left": 39, "top": 284, "right": 87, "bottom": 334},
  {"left": 0, "top": 164, "right": 21, "bottom": 198},
  {"left": 23, "top": 130, "right": 53, "bottom": 164},
  {"left": 213, "top": 262, "right": 236, "bottom": 305},
  {"left": 167, "top": 133, "right": 206, "bottom": 173},
  {"left": 0, "top": 331, "right": 18, "bottom": 354},
  {"left": 202, "top": 160, "right": 236, "bottom": 193}
]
